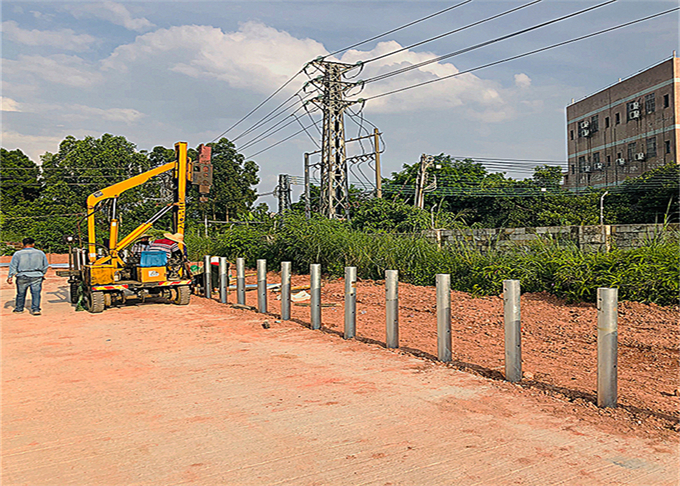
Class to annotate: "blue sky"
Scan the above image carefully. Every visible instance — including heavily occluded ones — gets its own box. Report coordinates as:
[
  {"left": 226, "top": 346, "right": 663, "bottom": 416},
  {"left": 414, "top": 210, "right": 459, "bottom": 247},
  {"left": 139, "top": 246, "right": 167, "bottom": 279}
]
[{"left": 2, "top": 1, "right": 678, "bottom": 208}]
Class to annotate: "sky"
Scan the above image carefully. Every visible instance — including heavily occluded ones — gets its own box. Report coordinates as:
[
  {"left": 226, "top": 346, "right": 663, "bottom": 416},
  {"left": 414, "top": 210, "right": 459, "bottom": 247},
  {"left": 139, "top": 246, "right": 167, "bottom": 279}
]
[{"left": 2, "top": 0, "right": 678, "bottom": 210}]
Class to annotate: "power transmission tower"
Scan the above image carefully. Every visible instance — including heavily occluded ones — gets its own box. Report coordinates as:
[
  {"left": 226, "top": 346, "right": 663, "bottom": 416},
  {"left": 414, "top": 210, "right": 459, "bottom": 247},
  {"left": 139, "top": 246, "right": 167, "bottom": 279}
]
[{"left": 306, "top": 60, "right": 361, "bottom": 219}]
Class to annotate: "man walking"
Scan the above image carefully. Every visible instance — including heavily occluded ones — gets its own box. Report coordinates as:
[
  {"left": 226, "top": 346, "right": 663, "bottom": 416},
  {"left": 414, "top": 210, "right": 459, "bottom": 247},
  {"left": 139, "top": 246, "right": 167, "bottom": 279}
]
[{"left": 7, "top": 238, "right": 49, "bottom": 315}]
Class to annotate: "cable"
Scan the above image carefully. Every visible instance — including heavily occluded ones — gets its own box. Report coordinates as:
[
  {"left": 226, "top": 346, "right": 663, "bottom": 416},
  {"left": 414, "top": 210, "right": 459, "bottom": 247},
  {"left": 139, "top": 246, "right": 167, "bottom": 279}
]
[
  {"left": 325, "top": 0, "right": 473, "bottom": 59},
  {"left": 365, "top": 6, "right": 679, "bottom": 101},
  {"left": 360, "top": 0, "right": 541, "bottom": 66},
  {"left": 211, "top": 68, "right": 306, "bottom": 141},
  {"left": 244, "top": 120, "right": 322, "bottom": 158},
  {"left": 238, "top": 103, "right": 312, "bottom": 151},
  {"left": 292, "top": 111, "right": 321, "bottom": 148},
  {"left": 361, "top": 0, "right": 616, "bottom": 86}
]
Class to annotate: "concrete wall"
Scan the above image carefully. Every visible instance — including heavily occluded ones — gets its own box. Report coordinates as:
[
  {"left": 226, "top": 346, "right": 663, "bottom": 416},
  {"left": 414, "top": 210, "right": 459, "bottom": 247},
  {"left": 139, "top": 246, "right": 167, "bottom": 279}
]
[{"left": 425, "top": 223, "right": 679, "bottom": 253}]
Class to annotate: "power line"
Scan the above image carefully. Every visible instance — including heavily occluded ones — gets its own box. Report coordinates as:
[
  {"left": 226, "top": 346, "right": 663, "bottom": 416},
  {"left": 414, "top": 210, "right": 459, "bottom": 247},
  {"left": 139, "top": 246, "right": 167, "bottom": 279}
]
[
  {"left": 244, "top": 119, "right": 322, "bottom": 158},
  {"left": 325, "top": 0, "right": 473, "bottom": 58},
  {"left": 238, "top": 103, "right": 320, "bottom": 152},
  {"left": 361, "top": 0, "right": 616, "bottom": 86},
  {"left": 358, "top": 0, "right": 541, "bottom": 66},
  {"left": 364, "top": 6, "right": 679, "bottom": 101}
]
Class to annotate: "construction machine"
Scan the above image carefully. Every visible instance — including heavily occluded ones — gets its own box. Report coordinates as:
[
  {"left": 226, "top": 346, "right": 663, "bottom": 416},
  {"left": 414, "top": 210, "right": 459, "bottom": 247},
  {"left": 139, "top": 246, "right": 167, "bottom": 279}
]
[{"left": 58, "top": 141, "right": 213, "bottom": 313}]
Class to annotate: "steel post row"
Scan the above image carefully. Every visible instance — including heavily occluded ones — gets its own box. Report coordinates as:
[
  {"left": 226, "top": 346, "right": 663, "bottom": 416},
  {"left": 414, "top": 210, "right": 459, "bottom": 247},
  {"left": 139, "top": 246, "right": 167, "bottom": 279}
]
[
  {"left": 385, "top": 270, "right": 399, "bottom": 348},
  {"left": 310, "top": 264, "right": 321, "bottom": 329},
  {"left": 597, "top": 287, "right": 618, "bottom": 408},
  {"left": 236, "top": 258, "right": 246, "bottom": 305},
  {"left": 344, "top": 267, "right": 357, "bottom": 339},
  {"left": 219, "top": 257, "right": 228, "bottom": 304},
  {"left": 436, "top": 274, "right": 452, "bottom": 362},
  {"left": 281, "top": 261, "right": 291, "bottom": 321},
  {"left": 203, "top": 255, "right": 212, "bottom": 299},
  {"left": 503, "top": 280, "right": 522, "bottom": 382},
  {"left": 257, "top": 259, "right": 267, "bottom": 313}
]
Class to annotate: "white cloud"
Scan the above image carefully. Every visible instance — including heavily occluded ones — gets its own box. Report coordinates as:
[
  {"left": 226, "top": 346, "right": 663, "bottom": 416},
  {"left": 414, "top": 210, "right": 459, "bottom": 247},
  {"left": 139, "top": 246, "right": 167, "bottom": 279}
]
[
  {"left": 1, "top": 21, "right": 96, "bottom": 52},
  {"left": 64, "top": 105, "right": 145, "bottom": 124},
  {"left": 68, "top": 2, "right": 155, "bottom": 32},
  {"left": 3, "top": 54, "right": 103, "bottom": 88},
  {"left": 514, "top": 73, "right": 532, "bottom": 89},
  {"left": 1, "top": 97, "right": 21, "bottom": 112},
  {"left": 0, "top": 131, "right": 65, "bottom": 163}
]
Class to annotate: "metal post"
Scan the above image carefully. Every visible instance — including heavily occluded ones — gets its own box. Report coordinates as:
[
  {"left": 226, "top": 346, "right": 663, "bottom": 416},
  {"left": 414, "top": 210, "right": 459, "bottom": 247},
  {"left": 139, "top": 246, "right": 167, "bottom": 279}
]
[
  {"left": 257, "top": 259, "right": 267, "bottom": 313},
  {"left": 344, "top": 266, "right": 357, "bottom": 339},
  {"left": 385, "top": 270, "right": 399, "bottom": 348},
  {"left": 374, "top": 128, "right": 382, "bottom": 198},
  {"left": 203, "top": 255, "right": 212, "bottom": 299},
  {"left": 219, "top": 257, "right": 228, "bottom": 304},
  {"left": 597, "top": 287, "right": 618, "bottom": 408},
  {"left": 281, "top": 261, "right": 291, "bottom": 320},
  {"left": 436, "top": 274, "right": 452, "bottom": 362},
  {"left": 310, "top": 264, "right": 321, "bottom": 330},
  {"left": 304, "top": 153, "right": 311, "bottom": 219},
  {"left": 236, "top": 257, "right": 246, "bottom": 305},
  {"left": 503, "top": 280, "right": 522, "bottom": 382}
]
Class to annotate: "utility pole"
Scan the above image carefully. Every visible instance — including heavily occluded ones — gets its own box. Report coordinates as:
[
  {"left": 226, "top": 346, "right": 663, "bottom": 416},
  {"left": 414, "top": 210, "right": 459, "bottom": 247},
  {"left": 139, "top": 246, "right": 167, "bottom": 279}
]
[
  {"left": 414, "top": 154, "right": 434, "bottom": 209},
  {"left": 304, "top": 153, "right": 311, "bottom": 219},
  {"left": 277, "top": 174, "right": 291, "bottom": 215},
  {"left": 374, "top": 128, "right": 382, "bottom": 198},
  {"left": 307, "top": 60, "right": 361, "bottom": 219}
]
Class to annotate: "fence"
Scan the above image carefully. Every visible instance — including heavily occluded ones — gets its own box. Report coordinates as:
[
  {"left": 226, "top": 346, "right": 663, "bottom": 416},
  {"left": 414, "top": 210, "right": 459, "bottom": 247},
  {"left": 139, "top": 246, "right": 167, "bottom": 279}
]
[
  {"left": 200, "top": 256, "right": 621, "bottom": 409},
  {"left": 425, "top": 223, "right": 679, "bottom": 252}
]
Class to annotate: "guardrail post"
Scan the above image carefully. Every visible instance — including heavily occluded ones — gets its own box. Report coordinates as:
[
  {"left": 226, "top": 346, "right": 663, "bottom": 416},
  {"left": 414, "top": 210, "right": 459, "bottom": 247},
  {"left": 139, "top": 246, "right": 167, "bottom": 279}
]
[
  {"left": 310, "top": 264, "right": 321, "bottom": 330},
  {"left": 236, "top": 257, "right": 245, "bottom": 305},
  {"left": 597, "top": 287, "right": 618, "bottom": 408},
  {"left": 203, "top": 255, "right": 212, "bottom": 299},
  {"left": 219, "top": 257, "right": 228, "bottom": 304},
  {"left": 257, "top": 259, "right": 267, "bottom": 313},
  {"left": 281, "top": 261, "right": 291, "bottom": 320},
  {"left": 436, "top": 274, "right": 452, "bottom": 362},
  {"left": 344, "top": 266, "right": 357, "bottom": 339},
  {"left": 385, "top": 270, "right": 399, "bottom": 348},
  {"left": 503, "top": 279, "right": 522, "bottom": 382}
]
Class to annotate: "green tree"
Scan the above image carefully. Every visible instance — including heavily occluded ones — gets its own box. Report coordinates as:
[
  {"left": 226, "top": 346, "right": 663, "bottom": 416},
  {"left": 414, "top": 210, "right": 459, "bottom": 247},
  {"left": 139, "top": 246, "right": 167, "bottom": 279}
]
[{"left": 0, "top": 148, "right": 41, "bottom": 207}]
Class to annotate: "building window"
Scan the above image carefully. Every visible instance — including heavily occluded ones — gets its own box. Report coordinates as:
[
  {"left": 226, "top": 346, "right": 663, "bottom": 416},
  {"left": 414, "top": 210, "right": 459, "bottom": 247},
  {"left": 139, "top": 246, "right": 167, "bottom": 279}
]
[
  {"left": 645, "top": 93, "right": 656, "bottom": 114},
  {"left": 605, "top": 116, "right": 610, "bottom": 128},
  {"left": 627, "top": 101, "right": 640, "bottom": 121},
  {"left": 571, "top": 164, "right": 575, "bottom": 174},
  {"left": 578, "top": 156, "right": 586, "bottom": 172},
  {"left": 666, "top": 140, "right": 671, "bottom": 154},
  {"left": 615, "top": 113, "right": 620, "bottom": 124},
  {"left": 570, "top": 130, "right": 574, "bottom": 140},
  {"left": 607, "top": 154, "right": 611, "bottom": 166},
  {"left": 593, "top": 152, "right": 601, "bottom": 168},
  {"left": 627, "top": 142, "right": 636, "bottom": 161},
  {"left": 664, "top": 94, "right": 670, "bottom": 108},
  {"left": 647, "top": 137, "right": 657, "bottom": 157},
  {"left": 617, "top": 152, "right": 622, "bottom": 160},
  {"left": 591, "top": 114, "right": 599, "bottom": 133}
]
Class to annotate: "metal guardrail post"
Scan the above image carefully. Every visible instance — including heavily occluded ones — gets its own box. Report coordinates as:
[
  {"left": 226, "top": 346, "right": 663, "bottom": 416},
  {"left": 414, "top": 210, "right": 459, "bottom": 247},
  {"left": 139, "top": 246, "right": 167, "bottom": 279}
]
[
  {"left": 281, "top": 261, "right": 291, "bottom": 320},
  {"left": 257, "top": 259, "right": 267, "bottom": 313},
  {"left": 310, "top": 264, "right": 321, "bottom": 329},
  {"left": 344, "top": 267, "right": 357, "bottom": 339},
  {"left": 219, "top": 257, "right": 228, "bottom": 304},
  {"left": 204, "top": 255, "right": 212, "bottom": 299},
  {"left": 385, "top": 270, "right": 399, "bottom": 348},
  {"left": 597, "top": 287, "right": 618, "bottom": 408},
  {"left": 503, "top": 279, "right": 522, "bottom": 382},
  {"left": 236, "top": 258, "right": 245, "bottom": 305},
  {"left": 436, "top": 274, "right": 452, "bottom": 362}
]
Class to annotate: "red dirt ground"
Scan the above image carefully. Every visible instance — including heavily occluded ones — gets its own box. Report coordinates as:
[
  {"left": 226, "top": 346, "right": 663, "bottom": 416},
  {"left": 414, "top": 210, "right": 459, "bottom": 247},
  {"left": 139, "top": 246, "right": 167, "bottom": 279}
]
[{"left": 234, "top": 269, "right": 679, "bottom": 441}]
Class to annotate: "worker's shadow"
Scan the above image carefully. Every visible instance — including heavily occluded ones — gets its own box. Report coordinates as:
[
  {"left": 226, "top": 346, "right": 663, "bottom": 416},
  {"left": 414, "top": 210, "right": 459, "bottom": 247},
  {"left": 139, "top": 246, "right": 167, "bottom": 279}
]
[{"left": 3, "top": 285, "right": 69, "bottom": 307}]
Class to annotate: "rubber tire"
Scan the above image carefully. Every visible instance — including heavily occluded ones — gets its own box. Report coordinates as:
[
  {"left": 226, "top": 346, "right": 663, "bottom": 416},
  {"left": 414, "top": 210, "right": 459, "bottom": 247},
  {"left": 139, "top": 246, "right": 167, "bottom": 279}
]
[
  {"left": 175, "top": 285, "right": 191, "bottom": 305},
  {"left": 87, "top": 291, "right": 106, "bottom": 314},
  {"left": 69, "top": 282, "right": 80, "bottom": 304}
]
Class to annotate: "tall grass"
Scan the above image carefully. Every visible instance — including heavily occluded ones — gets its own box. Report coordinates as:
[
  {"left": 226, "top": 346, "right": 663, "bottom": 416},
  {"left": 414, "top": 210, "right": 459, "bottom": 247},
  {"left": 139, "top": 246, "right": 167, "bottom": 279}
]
[{"left": 195, "top": 214, "right": 678, "bottom": 306}]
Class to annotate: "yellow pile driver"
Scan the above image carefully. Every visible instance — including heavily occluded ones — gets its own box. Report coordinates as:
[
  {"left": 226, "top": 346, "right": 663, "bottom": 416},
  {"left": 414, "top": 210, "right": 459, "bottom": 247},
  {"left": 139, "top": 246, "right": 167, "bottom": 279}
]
[{"left": 58, "top": 141, "right": 212, "bottom": 313}]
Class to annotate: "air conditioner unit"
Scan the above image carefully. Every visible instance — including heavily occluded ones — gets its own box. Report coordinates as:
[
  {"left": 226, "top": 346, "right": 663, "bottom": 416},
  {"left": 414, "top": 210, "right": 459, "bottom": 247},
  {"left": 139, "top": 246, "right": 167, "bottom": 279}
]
[
  {"left": 616, "top": 158, "right": 626, "bottom": 165},
  {"left": 630, "top": 110, "right": 640, "bottom": 119},
  {"left": 594, "top": 162, "right": 603, "bottom": 170},
  {"left": 631, "top": 101, "right": 640, "bottom": 110},
  {"left": 580, "top": 128, "right": 590, "bottom": 137},
  {"left": 634, "top": 152, "right": 646, "bottom": 161},
  {"left": 583, "top": 166, "right": 592, "bottom": 173},
  {"left": 579, "top": 120, "right": 590, "bottom": 129}
]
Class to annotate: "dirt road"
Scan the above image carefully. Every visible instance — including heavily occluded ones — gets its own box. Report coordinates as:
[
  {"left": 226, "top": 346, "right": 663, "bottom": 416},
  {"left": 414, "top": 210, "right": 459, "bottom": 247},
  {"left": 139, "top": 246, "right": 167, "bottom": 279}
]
[{"left": 2, "top": 270, "right": 678, "bottom": 485}]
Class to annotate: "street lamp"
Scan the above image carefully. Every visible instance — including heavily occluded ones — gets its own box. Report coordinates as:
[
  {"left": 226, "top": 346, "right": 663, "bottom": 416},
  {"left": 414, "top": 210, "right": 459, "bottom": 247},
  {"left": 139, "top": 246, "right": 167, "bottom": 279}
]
[{"left": 600, "top": 191, "right": 609, "bottom": 226}]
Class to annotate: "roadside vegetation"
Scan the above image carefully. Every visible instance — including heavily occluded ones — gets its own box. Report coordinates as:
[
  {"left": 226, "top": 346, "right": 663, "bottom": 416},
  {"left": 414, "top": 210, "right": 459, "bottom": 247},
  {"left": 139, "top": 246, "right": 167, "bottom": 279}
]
[{"left": 2, "top": 134, "right": 678, "bottom": 305}]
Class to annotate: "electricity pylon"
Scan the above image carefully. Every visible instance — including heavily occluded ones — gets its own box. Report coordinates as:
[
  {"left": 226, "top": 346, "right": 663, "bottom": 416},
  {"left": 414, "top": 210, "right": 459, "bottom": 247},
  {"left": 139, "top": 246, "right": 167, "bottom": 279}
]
[{"left": 306, "top": 60, "right": 361, "bottom": 219}]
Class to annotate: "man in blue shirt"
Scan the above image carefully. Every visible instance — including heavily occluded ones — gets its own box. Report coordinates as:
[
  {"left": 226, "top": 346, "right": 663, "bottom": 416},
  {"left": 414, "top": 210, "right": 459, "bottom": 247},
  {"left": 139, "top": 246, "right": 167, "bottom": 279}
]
[{"left": 7, "top": 238, "right": 49, "bottom": 315}]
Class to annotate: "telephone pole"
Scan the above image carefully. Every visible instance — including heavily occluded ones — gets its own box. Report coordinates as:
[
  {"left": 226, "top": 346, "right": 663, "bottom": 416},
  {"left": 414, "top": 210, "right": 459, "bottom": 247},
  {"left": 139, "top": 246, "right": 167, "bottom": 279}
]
[
  {"left": 414, "top": 154, "right": 435, "bottom": 209},
  {"left": 307, "top": 60, "right": 361, "bottom": 219}
]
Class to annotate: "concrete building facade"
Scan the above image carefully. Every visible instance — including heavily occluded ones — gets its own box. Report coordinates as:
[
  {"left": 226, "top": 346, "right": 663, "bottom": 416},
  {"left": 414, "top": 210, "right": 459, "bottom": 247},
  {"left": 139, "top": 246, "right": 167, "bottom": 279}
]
[{"left": 564, "top": 55, "right": 679, "bottom": 191}]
